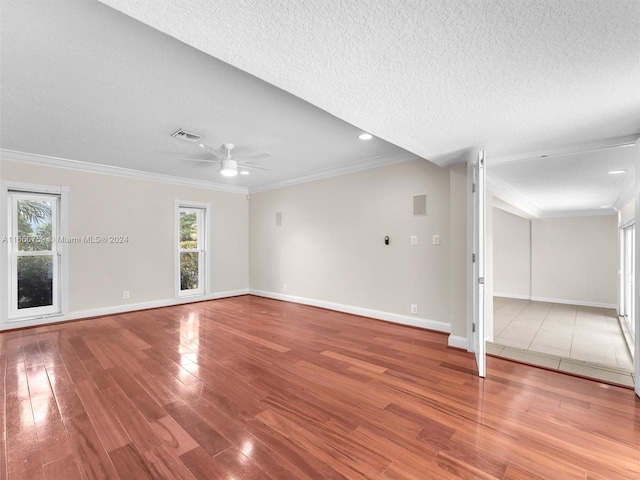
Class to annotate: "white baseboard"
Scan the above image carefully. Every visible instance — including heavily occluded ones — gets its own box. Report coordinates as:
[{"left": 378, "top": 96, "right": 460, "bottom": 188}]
[
  {"left": 447, "top": 334, "right": 469, "bottom": 350},
  {"left": 529, "top": 296, "right": 616, "bottom": 309},
  {"left": 0, "top": 289, "right": 249, "bottom": 331},
  {"left": 493, "top": 293, "right": 531, "bottom": 300},
  {"left": 494, "top": 293, "right": 616, "bottom": 309},
  {"left": 250, "top": 289, "right": 450, "bottom": 333}
]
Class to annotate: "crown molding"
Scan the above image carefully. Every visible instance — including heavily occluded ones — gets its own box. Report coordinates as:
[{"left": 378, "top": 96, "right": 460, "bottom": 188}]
[
  {"left": 248, "top": 150, "right": 419, "bottom": 193},
  {"left": 489, "top": 177, "right": 619, "bottom": 218},
  {"left": 488, "top": 134, "right": 640, "bottom": 167},
  {"left": 492, "top": 196, "right": 537, "bottom": 220},
  {"left": 0, "top": 149, "right": 249, "bottom": 194},
  {"left": 487, "top": 174, "right": 543, "bottom": 219},
  {"left": 614, "top": 144, "right": 640, "bottom": 212},
  {"left": 541, "top": 209, "right": 618, "bottom": 218}
]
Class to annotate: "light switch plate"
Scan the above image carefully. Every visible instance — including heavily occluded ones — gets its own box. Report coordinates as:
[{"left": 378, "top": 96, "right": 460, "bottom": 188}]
[
  {"left": 433, "top": 235, "right": 440, "bottom": 245},
  {"left": 410, "top": 235, "right": 417, "bottom": 245}
]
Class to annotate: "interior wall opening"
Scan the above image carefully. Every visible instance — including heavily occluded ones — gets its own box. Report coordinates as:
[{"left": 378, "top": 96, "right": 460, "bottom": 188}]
[{"left": 487, "top": 206, "right": 635, "bottom": 387}]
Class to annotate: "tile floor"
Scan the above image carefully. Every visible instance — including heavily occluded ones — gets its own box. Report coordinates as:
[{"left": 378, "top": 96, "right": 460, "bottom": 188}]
[{"left": 489, "top": 297, "right": 636, "bottom": 387}]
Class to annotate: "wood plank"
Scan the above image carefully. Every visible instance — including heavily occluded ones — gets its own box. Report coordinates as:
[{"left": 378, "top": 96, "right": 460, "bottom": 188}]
[
  {"left": 31, "top": 395, "right": 74, "bottom": 466},
  {"left": 143, "top": 445, "right": 196, "bottom": 480},
  {"left": 321, "top": 349, "right": 388, "bottom": 373},
  {"left": 163, "top": 400, "right": 231, "bottom": 456},
  {"left": 0, "top": 348, "right": 7, "bottom": 480},
  {"left": 5, "top": 356, "right": 44, "bottom": 480},
  {"left": 150, "top": 416, "right": 199, "bottom": 456},
  {"left": 179, "top": 446, "right": 226, "bottom": 480},
  {"left": 215, "top": 322, "right": 290, "bottom": 353},
  {"left": 108, "top": 443, "right": 158, "bottom": 480},
  {"left": 107, "top": 365, "right": 167, "bottom": 421},
  {"left": 101, "top": 385, "right": 162, "bottom": 454},
  {"left": 255, "top": 408, "right": 389, "bottom": 479},
  {"left": 181, "top": 445, "right": 273, "bottom": 480},
  {"left": 42, "top": 454, "right": 83, "bottom": 480},
  {"left": 65, "top": 413, "right": 119, "bottom": 480},
  {"left": 74, "top": 380, "right": 131, "bottom": 452}
]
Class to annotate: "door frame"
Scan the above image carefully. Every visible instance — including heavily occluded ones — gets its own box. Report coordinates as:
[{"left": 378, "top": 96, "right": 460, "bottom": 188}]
[{"left": 619, "top": 221, "right": 635, "bottom": 333}]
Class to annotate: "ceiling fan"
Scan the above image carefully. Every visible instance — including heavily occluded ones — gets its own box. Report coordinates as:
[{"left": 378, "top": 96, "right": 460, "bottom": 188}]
[{"left": 182, "top": 143, "right": 271, "bottom": 177}]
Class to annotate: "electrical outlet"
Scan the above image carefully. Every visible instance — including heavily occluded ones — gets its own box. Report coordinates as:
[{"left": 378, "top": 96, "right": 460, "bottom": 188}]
[
  {"left": 123, "top": 290, "right": 130, "bottom": 299},
  {"left": 282, "top": 284, "right": 287, "bottom": 292},
  {"left": 410, "top": 235, "right": 418, "bottom": 245},
  {"left": 411, "top": 304, "right": 418, "bottom": 315}
]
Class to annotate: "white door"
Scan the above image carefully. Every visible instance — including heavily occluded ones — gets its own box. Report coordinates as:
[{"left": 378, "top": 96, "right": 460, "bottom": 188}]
[
  {"left": 623, "top": 226, "right": 635, "bottom": 334},
  {"left": 472, "top": 151, "right": 487, "bottom": 378},
  {"left": 635, "top": 197, "right": 640, "bottom": 398}
]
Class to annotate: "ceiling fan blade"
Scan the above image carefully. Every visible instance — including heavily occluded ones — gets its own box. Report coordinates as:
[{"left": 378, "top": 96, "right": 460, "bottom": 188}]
[
  {"left": 236, "top": 152, "right": 272, "bottom": 162},
  {"left": 177, "top": 157, "right": 221, "bottom": 164},
  {"left": 239, "top": 163, "right": 270, "bottom": 171},
  {"left": 199, "top": 143, "right": 226, "bottom": 160}
]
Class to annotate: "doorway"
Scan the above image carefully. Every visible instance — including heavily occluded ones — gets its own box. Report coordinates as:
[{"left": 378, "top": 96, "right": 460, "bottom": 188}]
[{"left": 487, "top": 208, "right": 635, "bottom": 387}]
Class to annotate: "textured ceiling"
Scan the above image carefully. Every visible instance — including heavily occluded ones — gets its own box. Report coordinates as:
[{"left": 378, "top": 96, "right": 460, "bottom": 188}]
[
  {"left": 97, "top": 0, "right": 640, "bottom": 165},
  {"left": 1, "top": 0, "right": 639, "bottom": 208},
  {"left": 0, "top": 0, "right": 413, "bottom": 191}
]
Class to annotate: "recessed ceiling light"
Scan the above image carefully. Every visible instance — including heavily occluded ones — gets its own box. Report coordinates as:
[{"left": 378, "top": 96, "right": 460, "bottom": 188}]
[
  {"left": 358, "top": 133, "right": 373, "bottom": 140},
  {"left": 240, "top": 170, "right": 250, "bottom": 175},
  {"left": 608, "top": 169, "right": 627, "bottom": 175}
]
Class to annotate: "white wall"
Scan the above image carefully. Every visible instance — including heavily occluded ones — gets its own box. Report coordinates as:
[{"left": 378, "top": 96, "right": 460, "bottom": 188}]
[
  {"left": 493, "top": 207, "right": 531, "bottom": 298},
  {"left": 1, "top": 159, "right": 249, "bottom": 327},
  {"left": 531, "top": 215, "right": 618, "bottom": 306},
  {"left": 250, "top": 159, "right": 463, "bottom": 331},
  {"left": 494, "top": 208, "right": 617, "bottom": 307}
]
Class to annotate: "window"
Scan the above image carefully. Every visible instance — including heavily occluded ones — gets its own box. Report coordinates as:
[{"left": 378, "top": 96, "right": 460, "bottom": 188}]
[
  {"left": 176, "top": 202, "right": 209, "bottom": 297},
  {"left": 2, "top": 185, "right": 68, "bottom": 323}
]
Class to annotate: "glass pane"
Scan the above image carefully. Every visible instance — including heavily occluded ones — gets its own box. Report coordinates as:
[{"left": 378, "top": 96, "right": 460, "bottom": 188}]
[
  {"left": 17, "top": 199, "right": 53, "bottom": 251},
  {"left": 180, "top": 212, "right": 198, "bottom": 250},
  {"left": 180, "top": 252, "right": 199, "bottom": 291},
  {"left": 17, "top": 256, "right": 53, "bottom": 309}
]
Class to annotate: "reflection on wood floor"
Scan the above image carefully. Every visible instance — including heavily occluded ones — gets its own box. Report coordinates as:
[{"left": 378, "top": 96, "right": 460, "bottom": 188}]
[{"left": 1, "top": 295, "right": 639, "bottom": 479}]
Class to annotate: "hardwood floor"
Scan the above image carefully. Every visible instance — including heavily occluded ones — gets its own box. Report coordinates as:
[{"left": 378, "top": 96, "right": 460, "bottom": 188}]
[{"left": 1, "top": 295, "right": 639, "bottom": 479}]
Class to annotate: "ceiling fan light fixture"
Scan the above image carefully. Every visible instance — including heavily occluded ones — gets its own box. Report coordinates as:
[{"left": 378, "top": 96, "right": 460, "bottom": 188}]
[{"left": 220, "top": 158, "right": 238, "bottom": 177}]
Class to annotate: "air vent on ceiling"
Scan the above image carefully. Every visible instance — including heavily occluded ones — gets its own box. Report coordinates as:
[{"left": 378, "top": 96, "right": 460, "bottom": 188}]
[{"left": 171, "top": 129, "right": 204, "bottom": 143}]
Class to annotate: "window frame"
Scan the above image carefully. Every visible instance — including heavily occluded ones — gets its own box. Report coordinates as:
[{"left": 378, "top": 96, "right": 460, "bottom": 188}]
[
  {"left": 174, "top": 200, "right": 210, "bottom": 298},
  {"left": 1, "top": 181, "right": 69, "bottom": 326}
]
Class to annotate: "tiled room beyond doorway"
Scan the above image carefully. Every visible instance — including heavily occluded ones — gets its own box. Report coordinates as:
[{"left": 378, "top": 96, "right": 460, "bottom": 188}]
[{"left": 489, "top": 297, "right": 635, "bottom": 387}]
